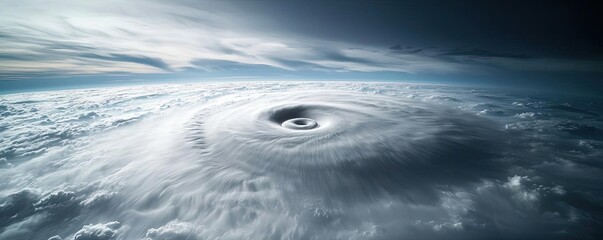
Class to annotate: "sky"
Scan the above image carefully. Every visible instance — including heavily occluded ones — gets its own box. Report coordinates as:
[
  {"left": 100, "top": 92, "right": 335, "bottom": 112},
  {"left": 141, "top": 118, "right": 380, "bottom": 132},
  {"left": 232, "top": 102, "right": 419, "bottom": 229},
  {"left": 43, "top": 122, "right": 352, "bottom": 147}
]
[{"left": 0, "top": 0, "right": 601, "bottom": 93}]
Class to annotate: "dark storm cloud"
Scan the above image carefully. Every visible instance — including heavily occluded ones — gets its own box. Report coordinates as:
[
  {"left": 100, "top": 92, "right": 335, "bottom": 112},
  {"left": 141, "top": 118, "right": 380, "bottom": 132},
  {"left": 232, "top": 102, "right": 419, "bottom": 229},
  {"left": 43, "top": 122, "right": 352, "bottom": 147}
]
[
  {"left": 320, "top": 51, "right": 376, "bottom": 65},
  {"left": 389, "top": 45, "right": 403, "bottom": 51},
  {"left": 438, "top": 48, "right": 531, "bottom": 59},
  {"left": 240, "top": 0, "right": 602, "bottom": 58},
  {"left": 228, "top": 0, "right": 603, "bottom": 92},
  {"left": 555, "top": 122, "right": 603, "bottom": 140},
  {"left": 389, "top": 45, "right": 425, "bottom": 54}
]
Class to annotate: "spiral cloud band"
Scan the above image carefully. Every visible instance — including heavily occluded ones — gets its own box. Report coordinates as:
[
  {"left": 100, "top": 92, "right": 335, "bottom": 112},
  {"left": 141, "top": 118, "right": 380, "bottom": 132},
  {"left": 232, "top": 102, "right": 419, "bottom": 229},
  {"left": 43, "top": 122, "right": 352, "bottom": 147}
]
[
  {"left": 193, "top": 91, "right": 501, "bottom": 202},
  {"left": 0, "top": 82, "right": 601, "bottom": 239}
]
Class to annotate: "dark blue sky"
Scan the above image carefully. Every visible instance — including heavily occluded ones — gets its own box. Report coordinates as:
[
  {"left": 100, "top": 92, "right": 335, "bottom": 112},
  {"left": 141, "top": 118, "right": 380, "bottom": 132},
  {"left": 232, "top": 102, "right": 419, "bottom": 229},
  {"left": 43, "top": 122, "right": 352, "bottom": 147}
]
[{"left": 0, "top": 0, "right": 601, "bottom": 94}]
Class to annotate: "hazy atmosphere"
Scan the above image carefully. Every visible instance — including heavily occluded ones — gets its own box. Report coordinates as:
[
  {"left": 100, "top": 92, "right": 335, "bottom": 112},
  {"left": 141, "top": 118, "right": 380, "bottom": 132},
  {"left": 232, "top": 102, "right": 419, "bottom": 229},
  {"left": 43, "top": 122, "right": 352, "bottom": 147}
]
[{"left": 1, "top": 1, "right": 602, "bottom": 240}]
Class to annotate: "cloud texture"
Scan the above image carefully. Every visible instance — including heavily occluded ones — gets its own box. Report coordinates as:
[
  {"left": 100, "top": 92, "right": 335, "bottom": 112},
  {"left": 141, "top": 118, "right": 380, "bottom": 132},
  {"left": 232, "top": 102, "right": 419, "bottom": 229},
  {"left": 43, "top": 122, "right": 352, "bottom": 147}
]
[
  {"left": 1, "top": 82, "right": 602, "bottom": 239},
  {"left": 1, "top": 0, "right": 600, "bottom": 82}
]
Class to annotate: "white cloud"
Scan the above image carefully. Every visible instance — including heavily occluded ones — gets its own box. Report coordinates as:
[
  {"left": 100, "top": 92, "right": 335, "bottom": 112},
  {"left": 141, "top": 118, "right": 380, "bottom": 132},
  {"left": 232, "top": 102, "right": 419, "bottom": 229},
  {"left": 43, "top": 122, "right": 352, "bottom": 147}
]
[
  {"left": 73, "top": 221, "right": 121, "bottom": 240},
  {"left": 145, "top": 221, "right": 199, "bottom": 240},
  {"left": 0, "top": 82, "right": 601, "bottom": 239}
]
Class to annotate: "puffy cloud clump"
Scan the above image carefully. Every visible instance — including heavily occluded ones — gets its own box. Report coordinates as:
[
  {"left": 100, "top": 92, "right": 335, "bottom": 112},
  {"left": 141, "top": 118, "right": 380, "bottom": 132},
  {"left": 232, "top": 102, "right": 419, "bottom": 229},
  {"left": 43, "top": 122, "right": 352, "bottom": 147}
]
[
  {"left": 146, "top": 221, "right": 199, "bottom": 240},
  {"left": 34, "top": 191, "right": 78, "bottom": 211},
  {"left": 73, "top": 221, "right": 121, "bottom": 240}
]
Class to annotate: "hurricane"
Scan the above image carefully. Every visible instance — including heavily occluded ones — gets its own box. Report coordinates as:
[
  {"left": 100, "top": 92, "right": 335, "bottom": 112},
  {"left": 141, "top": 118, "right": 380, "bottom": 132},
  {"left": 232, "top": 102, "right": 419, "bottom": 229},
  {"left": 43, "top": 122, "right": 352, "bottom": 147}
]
[
  {"left": 1, "top": 82, "right": 602, "bottom": 240},
  {"left": 190, "top": 90, "right": 501, "bottom": 202}
]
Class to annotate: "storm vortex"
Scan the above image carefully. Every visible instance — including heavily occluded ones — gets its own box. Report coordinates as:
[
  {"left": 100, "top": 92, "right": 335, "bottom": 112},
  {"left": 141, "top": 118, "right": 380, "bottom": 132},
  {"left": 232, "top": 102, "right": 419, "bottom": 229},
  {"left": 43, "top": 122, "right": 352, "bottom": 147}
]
[
  {"left": 3, "top": 83, "right": 598, "bottom": 240},
  {"left": 281, "top": 118, "right": 318, "bottom": 130},
  {"left": 189, "top": 90, "right": 500, "bottom": 201}
]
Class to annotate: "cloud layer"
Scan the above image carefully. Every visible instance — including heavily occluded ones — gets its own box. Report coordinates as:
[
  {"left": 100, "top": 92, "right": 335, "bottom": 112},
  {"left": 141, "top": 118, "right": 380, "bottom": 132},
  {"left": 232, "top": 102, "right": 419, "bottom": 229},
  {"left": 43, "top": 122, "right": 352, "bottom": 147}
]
[
  {"left": 1, "top": 82, "right": 602, "bottom": 239},
  {"left": 0, "top": 0, "right": 458, "bottom": 78}
]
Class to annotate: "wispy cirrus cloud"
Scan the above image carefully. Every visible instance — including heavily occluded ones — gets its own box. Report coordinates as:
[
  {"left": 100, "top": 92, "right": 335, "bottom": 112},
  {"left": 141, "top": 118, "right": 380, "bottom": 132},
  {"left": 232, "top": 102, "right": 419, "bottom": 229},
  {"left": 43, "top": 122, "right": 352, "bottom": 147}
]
[
  {"left": 77, "top": 53, "right": 171, "bottom": 71},
  {"left": 0, "top": 0, "right": 468, "bottom": 79},
  {"left": 0, "top": 0, "right": 601, "bottom": 82}
]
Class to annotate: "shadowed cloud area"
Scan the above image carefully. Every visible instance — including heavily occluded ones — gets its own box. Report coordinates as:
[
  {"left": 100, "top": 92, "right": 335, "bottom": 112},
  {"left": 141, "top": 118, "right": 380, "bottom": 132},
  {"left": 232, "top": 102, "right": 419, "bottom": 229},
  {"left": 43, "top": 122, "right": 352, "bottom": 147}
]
[{"left": 438, "top": 48, "right": 532, "bottom": 59}]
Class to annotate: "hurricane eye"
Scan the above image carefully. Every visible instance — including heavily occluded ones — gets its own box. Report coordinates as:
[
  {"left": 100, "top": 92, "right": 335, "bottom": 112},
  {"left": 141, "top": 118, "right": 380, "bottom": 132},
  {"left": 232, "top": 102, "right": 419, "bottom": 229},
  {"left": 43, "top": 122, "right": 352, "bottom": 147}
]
[
  {"left": 293, "top": 119, "right": 307, "bottom": 125},
  {"left": 282, "top": 118, "right": 318, "bottom": 130}
]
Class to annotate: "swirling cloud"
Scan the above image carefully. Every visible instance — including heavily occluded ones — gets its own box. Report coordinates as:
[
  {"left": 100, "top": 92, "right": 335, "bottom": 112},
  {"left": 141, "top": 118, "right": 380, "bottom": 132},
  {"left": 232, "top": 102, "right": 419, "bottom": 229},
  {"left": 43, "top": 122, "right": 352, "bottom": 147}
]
[{"left": 1, "top": 82, "right": 601, "bottom": 239}]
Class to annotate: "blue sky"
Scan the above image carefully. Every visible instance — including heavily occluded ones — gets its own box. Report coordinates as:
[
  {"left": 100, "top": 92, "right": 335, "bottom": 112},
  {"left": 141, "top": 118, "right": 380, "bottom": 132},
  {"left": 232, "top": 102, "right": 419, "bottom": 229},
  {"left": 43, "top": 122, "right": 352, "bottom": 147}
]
[{"left": 0, "top": 0, "right": 601, "bottom": 93}]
